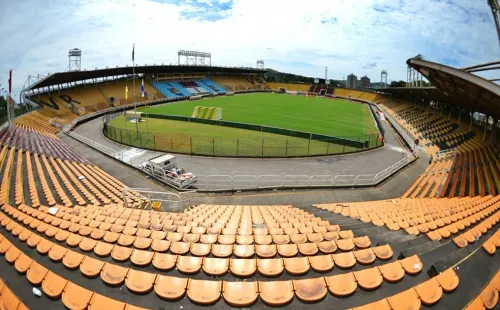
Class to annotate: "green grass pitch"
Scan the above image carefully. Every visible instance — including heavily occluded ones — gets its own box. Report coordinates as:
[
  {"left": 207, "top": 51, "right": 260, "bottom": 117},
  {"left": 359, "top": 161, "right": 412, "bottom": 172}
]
[
  {"left": 107, "top": 93, "right": 380, "bottom": 157},
  {"left": 143, "top": 93, "right": 378, "bottom": 137}
]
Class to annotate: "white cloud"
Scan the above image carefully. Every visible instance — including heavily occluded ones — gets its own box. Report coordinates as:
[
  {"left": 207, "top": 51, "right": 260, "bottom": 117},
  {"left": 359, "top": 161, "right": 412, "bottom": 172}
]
[{"left": 0, "top": 0, "right": 498, "bottom": 96}]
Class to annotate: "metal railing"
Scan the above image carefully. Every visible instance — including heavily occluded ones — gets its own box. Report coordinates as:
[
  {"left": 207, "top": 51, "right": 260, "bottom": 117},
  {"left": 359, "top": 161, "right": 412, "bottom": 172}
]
[
  {"left": 436, "top": 148, "right": 457, "bottom": 160},
  {"left": 189, "top": 151, "right": 417, "bottom": 191},
  {"left": 122, "top": 187, "right": 197, "bottom": 212}
]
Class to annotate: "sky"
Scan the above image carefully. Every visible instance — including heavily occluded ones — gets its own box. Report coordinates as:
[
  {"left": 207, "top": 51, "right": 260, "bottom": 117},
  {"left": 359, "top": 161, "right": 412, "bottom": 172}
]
[{"left": 0, "top": 0, "right": 499, "bottom": 97}]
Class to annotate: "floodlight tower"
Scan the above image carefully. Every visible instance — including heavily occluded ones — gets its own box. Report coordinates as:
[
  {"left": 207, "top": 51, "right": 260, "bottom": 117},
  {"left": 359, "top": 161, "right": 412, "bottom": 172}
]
[
  {"left": 381, "top": 70, "right": 388, "bottom": 88},
  {"left": 257, "top": 60, "right": 264, "bottom": 69},
  {"left": 68, "top": 48, "right": 82, "bottom": 71},
  {"left": 325, "top": 66, "right": 328, "bottom": 80},
  {"left": 488, "top": 0, "right": 500, "bottom": 46}
]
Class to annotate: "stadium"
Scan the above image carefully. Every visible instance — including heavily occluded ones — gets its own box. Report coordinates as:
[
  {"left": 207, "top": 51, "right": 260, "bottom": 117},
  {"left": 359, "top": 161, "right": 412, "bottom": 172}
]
[{"left": 0, "top": 1, "right": 500, "bottom": 309}]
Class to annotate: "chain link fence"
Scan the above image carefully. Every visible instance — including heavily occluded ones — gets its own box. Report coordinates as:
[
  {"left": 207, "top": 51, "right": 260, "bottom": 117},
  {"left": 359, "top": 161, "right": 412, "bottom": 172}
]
[{"left": 103, "top": 114, "right": 382, "bottom": 158}]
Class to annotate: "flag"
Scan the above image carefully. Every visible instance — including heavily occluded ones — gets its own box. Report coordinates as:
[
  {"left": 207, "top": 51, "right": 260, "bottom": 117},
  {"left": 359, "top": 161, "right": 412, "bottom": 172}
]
[
  {"left": 8, "top": 69, "right": 12, "bottom": 93},
  {"left": 132, "top": 44, "right": 135, "bottom": 62},
  {"left": 125, "top": 86, "right": 128, "bottom": 100},
  {"left": 141, "top": 79, "right": 145, "bottom": 98}
]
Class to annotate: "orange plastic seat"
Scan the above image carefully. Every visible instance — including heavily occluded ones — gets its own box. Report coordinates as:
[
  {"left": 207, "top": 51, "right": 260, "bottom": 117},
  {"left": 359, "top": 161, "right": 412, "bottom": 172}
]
[
  {"left": 317, "top": 240, "right": 337, "bottom": 254},
  {"left": 187, "top": 279, "right": 222, "bottom": 305},
  {"left": 325, "top": 272, "right": 357, "bottom": 296},
  {"left": 466, "top": 295, "right": 487, "bottom": 310},
  {"left": 94, "top": 241, "right": 114, "bottom": 257},
  {"left": 177, "top": 256, "right": 203, "bottom": 274},
  {"left": 203, "top": 257, "right": 229, "bottom": 276},
  {"left": 337, "top": 238, "right": 355, "bottom": 251},
  {"left": 152, "top": 253, "right": 178, "bottom": 271},
  {"left": 80, "top": 255, "right": 105, "bottom": 278},
  {"left": 63, "top": 250, "right": 85, "bottom": 269},
  {"left": 259, "top": 280, "right": 294, "bottom": 306},
  {"left": 42, "top": 271, "right": 69, "bottom": 298},
  {"left": 230, "top": 258, "right": 257, "bottom": 277},
  {"left": 62, "top": 281, "right": 93, "bottom": 310},
  {"left": 480, "top": 283, "right": 499, "bottom": 309},
  {"left": 212, "top": 244, "right": 232, "bottom": 257},
  {"left": 297, "top": 243, "right": 319, "bottom": 256},
  {"left": 190, "top": 243, "right": 211, "bottom": 256},
  {"left": 5, "top": 245, "right": 21, "bottom": 263},
  {"left": 89, "top": 293, "right": 126, "bottom": 310},
  {"left": 49, "top": 243, "right": 69, "bottom": 262},
  {"left": 233, "top": 244, "right": 254, "bottom": 258},
  {"left": 272, "top": 234, "right": 290, "bottom": 244},
  {"left": 308, "top": 254, "right": 334, "bottom": 272},
  {"left": 151, "top": 239, "right": 171, "bottom": 253},
  {"left": 117, "top": 234, "right": 135, "bottom": 247},
  {"left": 254, "top": 234, "right": 272, "bottom": 245},
  {"left": 170, "top": 241, "right": 191, "bottom": 255},
  {"left": 277, "top": 244, "right": 298, "bottom": 257},
  {"left": 90, "top": 229, "right": 105, "bottom": 240},
  {"left": 101, "top": 263, "right": 129, "bottom": 286},
  {"left": 130, "top": 249, "right": 154, "bottom": 266},
  {"left": 373, "top": 244, "right": 393, "bottom": 260},
  {"left": 354, "top": 248, "right": 376, "bottom": 265},
  {"left": 339, "top": 230, "right": 354, "bottom": 239},
  {"left": 79, "top": 237, "right": 97, "bottom": 252},
  {"left": 354, "top": 236, "right": 371, "bottom": 248},
  {"left": 293, "top": 277, "right": 327, "bottom": 302},
  {"left": 36, "top": 238, "right": 53, "bottom": 255},
  {"left": 332, "top": 251, "right": 356, "bottom": 269},
  {"left": 218, "top": 234, "right": 236, "bottom": 245},
  {"left": 354, "top": 267, "right": 383, "bottom": 290},
  {"left": 255, "top": 244, "right": 277, "bottom": 258},
  {"left": 257, "top": 258, "right": 284, "bottom": 277},
  {"left": 378, "top": 260, "right": 405, "bottom": 283},
  {"left": 387, "top": 288, "right": 421, "bottom": 310},
  {"left": 400, "top": 255, "right": 422, "bottom": 275},
  {"left": 103, "top": 231, "right": 119, "bottom": 243},
  {"left": 125, "top": 269, "right": 156, "bottom": 293},
  {"left": 284, "top": 257, "right": 310, "bottom": 275},
  {"left": 27, "top": 261, "right": 48, "bottom": 285},
  {"left": 133, "top": 237, "right": 152, "bottom": 250},
  {"left": 290, "top": 233, "right": 308, "bottom": 244},
  {"left": 27, "top": 233, "right": 42, "bottom": 247},
  {"left": 223, "top": 281, "right": 258, "bottom": 307},
  {"left": 414, "top": 277, "right": 443, "bottom": 305},
  {"left": 482, "top": 239, "right": 496, "bottom": 255},
  {"left": 111, "top": 245, "right": 133, "bottom": 262},
  {"left": 14, "top": 253, "right": 33, "bottom": 273},
  {"left": 0, "top": 286, "right": 21, "bottom": 310},
  {"left": 154, "top": 275, "right": 187, "bottom": 301},
  {"left": 435, "top": 268, "right": 459, "bottom": 292},
  {"left": 66, "top": 233, "right": 84, "bottom": 247},
  {"left": 236, "top": 235, "right": 254, "bottom": 245}
]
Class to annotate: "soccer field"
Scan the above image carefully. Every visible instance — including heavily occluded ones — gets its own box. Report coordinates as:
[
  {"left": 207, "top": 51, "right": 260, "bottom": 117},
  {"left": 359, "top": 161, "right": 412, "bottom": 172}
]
[
  {"left": 106, "top": 93, "right": 381, "bottom": 157},
  {"left": 143, "top": 93, "right": 378, "bottom": 137}
]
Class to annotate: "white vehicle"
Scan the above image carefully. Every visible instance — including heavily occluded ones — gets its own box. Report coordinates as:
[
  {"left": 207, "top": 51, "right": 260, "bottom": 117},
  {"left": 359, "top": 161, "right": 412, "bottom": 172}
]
[{"left": 141, "top": 154, "right": 196, "bottom": 189}]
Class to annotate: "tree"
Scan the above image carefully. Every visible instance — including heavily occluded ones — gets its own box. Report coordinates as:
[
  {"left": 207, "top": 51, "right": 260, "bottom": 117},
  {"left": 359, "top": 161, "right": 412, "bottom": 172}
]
[{"left": 390, "top": 80, "right": 407, "bottom": 87}]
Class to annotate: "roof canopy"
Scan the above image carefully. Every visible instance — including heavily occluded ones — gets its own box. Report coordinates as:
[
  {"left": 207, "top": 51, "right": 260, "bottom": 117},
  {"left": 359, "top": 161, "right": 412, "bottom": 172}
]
[
  {"left": 25, "top": 65, "right": 267, "bottom": 91},
  {"left": 403, "top": 58, "right": 500, "bottom": 118}
]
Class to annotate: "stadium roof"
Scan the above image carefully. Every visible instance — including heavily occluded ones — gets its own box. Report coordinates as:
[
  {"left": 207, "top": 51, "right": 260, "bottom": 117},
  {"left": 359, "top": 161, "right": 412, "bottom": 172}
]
[
  {"left": 377, "top": 86, "right": 459, "bottom": 105},
  {"left": 404, "top": 58, "right": 500, "bottom": 118},
  {"left": 25, "top": 65, "right": 267, "bottom": 91}
]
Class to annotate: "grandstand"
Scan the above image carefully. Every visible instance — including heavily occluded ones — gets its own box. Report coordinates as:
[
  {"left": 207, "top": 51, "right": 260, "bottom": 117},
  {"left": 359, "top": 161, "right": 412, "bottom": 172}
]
[{"left": 0, "top": 57, "right": 498, "bottom": 310}]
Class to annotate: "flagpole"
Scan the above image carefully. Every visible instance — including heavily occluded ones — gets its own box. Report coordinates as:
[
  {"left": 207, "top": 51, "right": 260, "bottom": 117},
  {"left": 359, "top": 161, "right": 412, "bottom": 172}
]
[{"left": 133, "top": 45, "right": 138, "bottom": 133}]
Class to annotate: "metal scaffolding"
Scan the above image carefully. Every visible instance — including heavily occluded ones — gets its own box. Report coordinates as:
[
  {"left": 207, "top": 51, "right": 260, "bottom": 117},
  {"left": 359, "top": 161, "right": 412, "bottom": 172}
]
[{"left": 178, "top": 50, "right": 211, "bottom": 66}]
